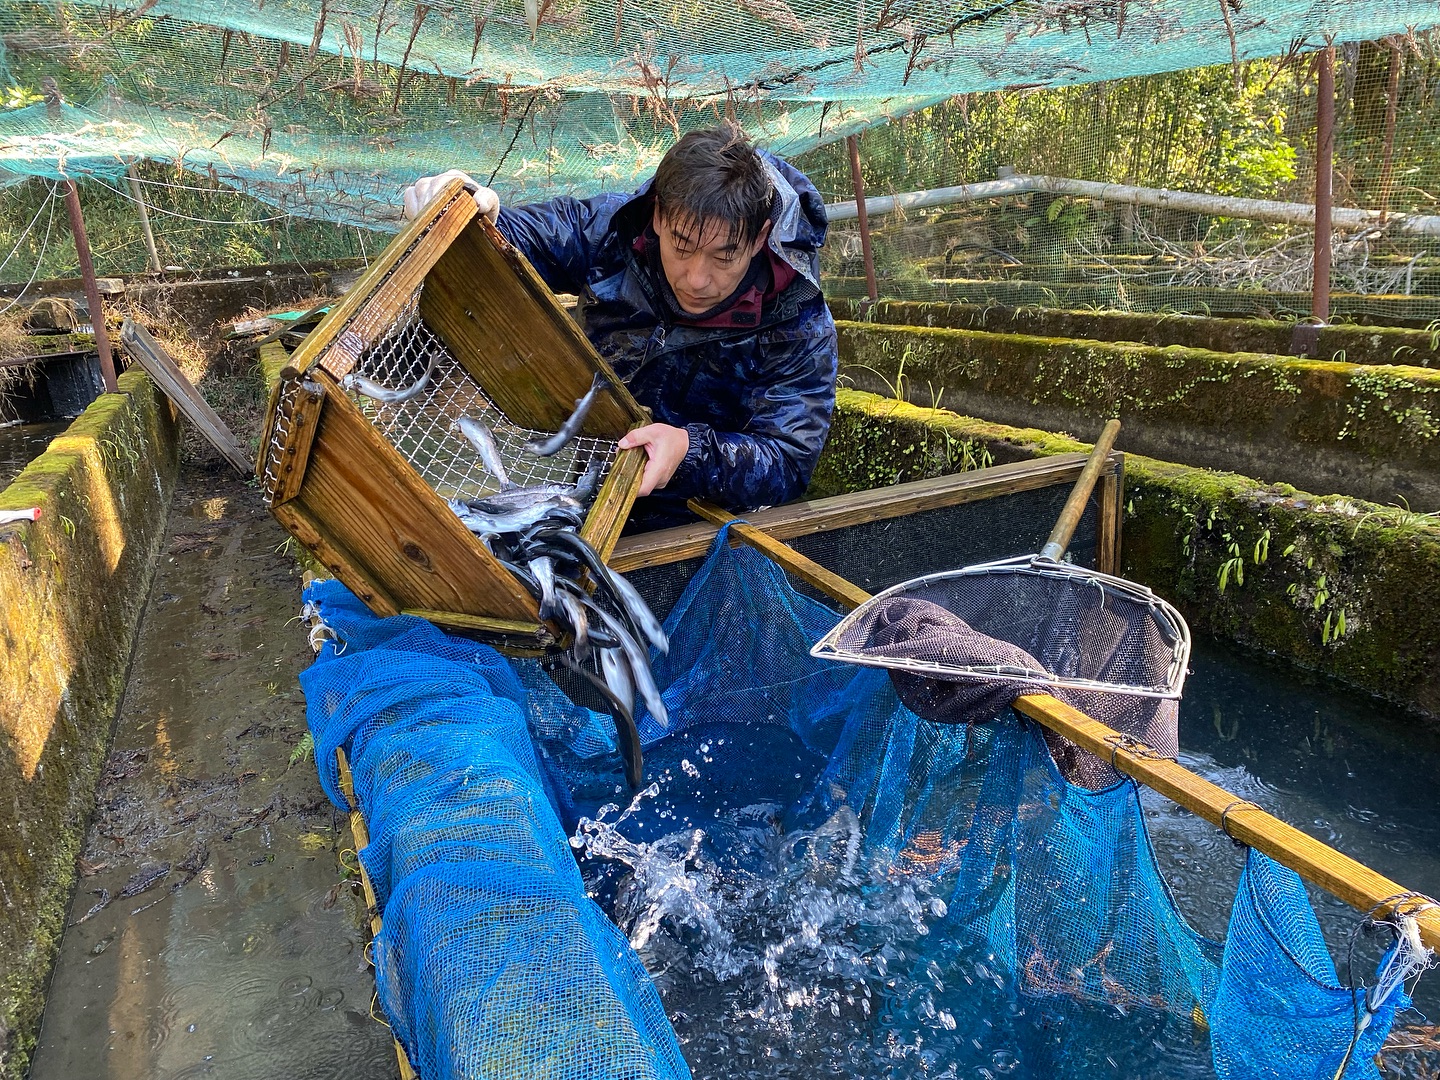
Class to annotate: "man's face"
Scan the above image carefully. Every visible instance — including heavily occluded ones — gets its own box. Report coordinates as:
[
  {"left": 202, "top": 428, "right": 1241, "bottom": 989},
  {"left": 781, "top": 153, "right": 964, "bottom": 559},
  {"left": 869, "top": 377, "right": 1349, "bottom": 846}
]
[{"left": 653, "top": 206, "right": 771, "bottom": 315}]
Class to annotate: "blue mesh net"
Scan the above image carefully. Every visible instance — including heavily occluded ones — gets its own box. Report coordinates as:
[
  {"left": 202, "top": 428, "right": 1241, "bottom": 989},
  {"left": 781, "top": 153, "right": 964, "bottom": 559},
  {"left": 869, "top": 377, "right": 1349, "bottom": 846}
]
[{"left": 299, "top": 526, "right": 1416, "bottom": 1079}]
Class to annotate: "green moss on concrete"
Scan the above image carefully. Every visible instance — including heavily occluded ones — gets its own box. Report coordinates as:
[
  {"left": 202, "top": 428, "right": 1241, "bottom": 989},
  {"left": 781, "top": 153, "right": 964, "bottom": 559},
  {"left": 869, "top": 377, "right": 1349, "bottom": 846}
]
[
  {"left": 814, "top": 389, "right": 1440, "bottom": 718},
  {"left": 829, "top": 298, "right": 1440, "bottom": 368},
  {"left": 0, "top": 371, "right": 180, "bottom": 1079},
  {"left": 836, "top": 321, "right": 1440, "bottom": 509}
]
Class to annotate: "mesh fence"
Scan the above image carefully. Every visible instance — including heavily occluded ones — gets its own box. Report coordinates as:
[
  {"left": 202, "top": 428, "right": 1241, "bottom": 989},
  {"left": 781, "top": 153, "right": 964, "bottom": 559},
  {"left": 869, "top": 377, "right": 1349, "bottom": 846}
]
[
  {"left": 808, "top": 43, "right": 1440, "bottom": 322},
  {"left": 299, "top": 526, "right": 1422, "bottom": 1079},
  {"left": 0, "top": 0, "right": 1438, "bottom": 244}
]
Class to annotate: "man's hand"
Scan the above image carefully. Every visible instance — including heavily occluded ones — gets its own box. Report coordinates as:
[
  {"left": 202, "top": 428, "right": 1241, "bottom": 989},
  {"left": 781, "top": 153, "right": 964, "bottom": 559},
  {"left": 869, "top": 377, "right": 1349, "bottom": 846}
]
[
  {"left": 401, "top": 170, "right": 500, "bottom": 222},
  {"left": 618, "top": 424, "right": 689, "bottom": 497}
]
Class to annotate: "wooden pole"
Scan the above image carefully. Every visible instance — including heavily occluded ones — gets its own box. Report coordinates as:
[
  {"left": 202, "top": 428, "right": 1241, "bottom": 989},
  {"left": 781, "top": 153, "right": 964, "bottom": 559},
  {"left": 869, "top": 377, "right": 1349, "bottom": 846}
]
[
  {"left": 689, "top": 500, "right": 1440, "bottom": 951},
  {"left": 1039, "top": 419, "right": 1120, "bottom": 562},
  {"left": 1313, "top": 45, "right": 1335, "bottom": 323},
  {"left": 126, "top": 165, "right": 163, "bottom": 274},
  {"left": 846, "top": 134, "right": 879, "bottom": 305},
  {"left": 61, "top": 179, "right": 119, "bottom": 394}
]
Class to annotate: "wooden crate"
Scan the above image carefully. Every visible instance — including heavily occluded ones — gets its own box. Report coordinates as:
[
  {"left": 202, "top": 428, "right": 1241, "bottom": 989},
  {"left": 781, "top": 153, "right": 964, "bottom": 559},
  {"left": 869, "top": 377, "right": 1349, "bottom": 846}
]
[{"left": 256, "top": 178, "right": 650, "bottom": 648}]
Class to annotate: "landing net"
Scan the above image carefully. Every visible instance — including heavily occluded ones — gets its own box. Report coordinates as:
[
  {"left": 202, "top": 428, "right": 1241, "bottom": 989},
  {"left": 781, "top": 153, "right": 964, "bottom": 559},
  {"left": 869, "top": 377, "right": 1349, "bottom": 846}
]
[{"left": 298, "top": 525, "right": 1422, "bottom": 1079}]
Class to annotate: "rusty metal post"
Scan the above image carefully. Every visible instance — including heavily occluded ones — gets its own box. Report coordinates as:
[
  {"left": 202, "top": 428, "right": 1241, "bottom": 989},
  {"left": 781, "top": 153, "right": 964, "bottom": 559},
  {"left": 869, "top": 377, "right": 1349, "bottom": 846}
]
[
  {"left": 847, "top": 134, "right": 879, "bottom": 305},
  {"left": 61, "top": 179, "right": 119, "bottom": 393},
  {"left": 1313, "top": 45, "right": 1335, "bottom": 323}
]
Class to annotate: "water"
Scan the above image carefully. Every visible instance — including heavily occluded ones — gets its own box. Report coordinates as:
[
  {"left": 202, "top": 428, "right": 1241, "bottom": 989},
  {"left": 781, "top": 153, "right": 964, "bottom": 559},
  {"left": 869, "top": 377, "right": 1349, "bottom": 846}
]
[
  {"left": 0, "top": 418, "right": 68, "bottom": 488},
  {"left": 31, "top": 473, "right": 397, "bottom": 1080},
  {"left": 565, "top": 640, "right": 1440, "bottom": 1080}
]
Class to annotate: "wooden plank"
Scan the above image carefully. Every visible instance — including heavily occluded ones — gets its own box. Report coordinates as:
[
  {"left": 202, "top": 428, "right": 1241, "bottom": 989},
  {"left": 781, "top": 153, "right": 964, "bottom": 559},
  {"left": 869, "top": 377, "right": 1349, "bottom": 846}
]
[
  {"left": 269, "top": 379, "right": 325, "bottom": 507},
  {"left": 1096, "top": 453, "right": 1124, "bottom": 576},
  {"left": 420, "top": 215, "right": 648, "bottom": 434},
  {"left": 316, "top": 201, "right": 476, "bottom": 383},
  {"left": 272, "top": 501, "right": 401, "bottom": 616},
  {"left": 581, "top": 447, "right": 646, "bottom": 562},
  {"left": 118, "top": 319, "right": 253, "bottom": 475},
  {"left": 294, "top": 382, "right": 540, "bottom": 621},
  {"left": 336, "top": 749, "right": 419, "bottom": 1080},
  {"left": 402, "top": 607, "right": 553, "bottom": 645},
  {"left": 688, "top": 500, "right": 873, "bottom": 609},
  {"left": 1012, "top": 692, "right": 1440, "bottom": 952},
  {"left": 279, "top": 183, "right": 475, "bottom": 381},
  {"left": 611, "top": 454, "right": 1097, "bottom": 572},
  {"left": 697, "top": 510, "right": 1440, "bottom": 951}
]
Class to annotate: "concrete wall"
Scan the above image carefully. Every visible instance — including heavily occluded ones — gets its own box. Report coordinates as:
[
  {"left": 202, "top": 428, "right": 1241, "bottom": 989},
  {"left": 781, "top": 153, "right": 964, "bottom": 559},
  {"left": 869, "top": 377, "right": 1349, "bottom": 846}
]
[
  {"left": 837, "top": 321, "right": 1440, "bottom": 511},
  {"left": 0, "top": 371, "right": 180, "bottom": 1078},
  {"left": 828, "top": 298, "right": 1440, "bottom": 368},
  {"left": 815, "top": 389, "right": 1440, "bottom": 720}
]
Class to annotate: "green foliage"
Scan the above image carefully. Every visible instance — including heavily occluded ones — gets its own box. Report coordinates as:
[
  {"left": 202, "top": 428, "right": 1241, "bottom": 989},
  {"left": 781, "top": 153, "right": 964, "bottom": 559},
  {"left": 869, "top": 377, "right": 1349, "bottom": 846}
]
[{"left": 0, "top": 163, "right": 381, "bottom": 281}]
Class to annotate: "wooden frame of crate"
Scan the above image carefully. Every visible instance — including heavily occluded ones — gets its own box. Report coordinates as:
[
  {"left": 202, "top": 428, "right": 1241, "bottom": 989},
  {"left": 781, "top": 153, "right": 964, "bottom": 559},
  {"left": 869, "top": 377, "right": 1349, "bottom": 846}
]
[{"left": 256, "top": 178, "right": 650, "bottom": 649}]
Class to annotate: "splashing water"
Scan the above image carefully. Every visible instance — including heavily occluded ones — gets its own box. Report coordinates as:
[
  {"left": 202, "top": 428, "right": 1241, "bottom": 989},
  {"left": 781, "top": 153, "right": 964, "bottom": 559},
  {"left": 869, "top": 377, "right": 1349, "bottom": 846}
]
[{"left": 570, "top": 779, "right": 955, "bottom": 1078}]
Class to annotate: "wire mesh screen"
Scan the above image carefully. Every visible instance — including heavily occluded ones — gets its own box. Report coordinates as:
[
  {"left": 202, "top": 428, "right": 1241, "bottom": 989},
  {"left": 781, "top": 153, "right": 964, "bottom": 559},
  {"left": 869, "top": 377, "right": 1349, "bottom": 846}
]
[{"left": 339, "top": 286, "right": 618, "bottom": 503}]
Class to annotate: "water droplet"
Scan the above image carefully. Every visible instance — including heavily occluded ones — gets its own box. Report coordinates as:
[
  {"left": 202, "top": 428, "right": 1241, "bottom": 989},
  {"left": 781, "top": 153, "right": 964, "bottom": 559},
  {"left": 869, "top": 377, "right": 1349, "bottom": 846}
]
[{"left": 991, "top": 1050, "right": 1019, "bottom": 1074}]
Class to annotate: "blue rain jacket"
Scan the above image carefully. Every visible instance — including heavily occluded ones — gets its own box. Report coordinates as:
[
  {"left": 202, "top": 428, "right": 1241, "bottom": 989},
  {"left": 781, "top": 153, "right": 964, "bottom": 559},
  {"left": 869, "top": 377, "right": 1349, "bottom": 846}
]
[{"left": 496, "top": 151, "right": 837, "bottom": 521}]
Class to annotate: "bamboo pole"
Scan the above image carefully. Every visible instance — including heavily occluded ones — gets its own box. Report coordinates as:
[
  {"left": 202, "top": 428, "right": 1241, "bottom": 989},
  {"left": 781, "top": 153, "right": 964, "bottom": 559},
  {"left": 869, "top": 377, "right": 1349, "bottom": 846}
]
[
  {"left": 824, "top": 173, "right": 1440, "bottom": 238},
  {"left": 1314, "top": 45, "right": 1335, "bottom": 323},
  {"left": 688, "top": 501, "right": 1440, "bottom": 951},
  {"left": 61, "top": 179, "right": 119, "bottom": 394},
  {"left": 126, "top": 165, "right": 163, "bottom": 274}
]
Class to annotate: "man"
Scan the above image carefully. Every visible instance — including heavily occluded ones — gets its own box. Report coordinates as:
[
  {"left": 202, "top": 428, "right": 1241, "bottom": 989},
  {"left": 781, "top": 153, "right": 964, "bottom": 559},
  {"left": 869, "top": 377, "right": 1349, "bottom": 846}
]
[{"left": 402, "top": 126, "right": 838, "bottom": 528}]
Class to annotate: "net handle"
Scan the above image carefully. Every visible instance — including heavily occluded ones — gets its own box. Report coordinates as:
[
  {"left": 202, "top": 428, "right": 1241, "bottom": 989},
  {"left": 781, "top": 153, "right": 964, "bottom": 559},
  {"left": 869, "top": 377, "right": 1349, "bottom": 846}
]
[{"left": 1038, "top": 418, "right": 1121, "bottom": 563}]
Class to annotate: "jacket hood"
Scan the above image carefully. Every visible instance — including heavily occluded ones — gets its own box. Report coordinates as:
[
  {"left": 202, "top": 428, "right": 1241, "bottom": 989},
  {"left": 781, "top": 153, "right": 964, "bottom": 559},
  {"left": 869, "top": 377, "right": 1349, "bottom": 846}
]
[{"left": 611, "top": 147, "right": 829, "bottom": 287}]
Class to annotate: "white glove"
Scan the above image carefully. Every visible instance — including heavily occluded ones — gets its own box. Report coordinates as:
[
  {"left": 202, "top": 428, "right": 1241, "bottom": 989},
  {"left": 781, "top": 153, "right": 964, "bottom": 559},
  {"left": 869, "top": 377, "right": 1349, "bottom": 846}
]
[{"left": 400, "top": 169, "right": 500, "bottom": 223}]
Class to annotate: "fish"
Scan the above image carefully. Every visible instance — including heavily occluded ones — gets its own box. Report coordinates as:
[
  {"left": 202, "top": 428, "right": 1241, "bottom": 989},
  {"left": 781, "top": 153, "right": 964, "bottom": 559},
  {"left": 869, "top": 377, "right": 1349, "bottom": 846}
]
[
  {"left": 467, "top": 486, "right": 584, "bottom": 517},
  {"left": 531, "top": 528, "right": 666, "bottom": 656},
  {"left": 342, "top": 348, "right": 439, "bottom": 404},
  {"left": 590, "top": 604, "right": 668, "bottom": 729},
  {"left": 606, "top": 563, "right": 668, "bottom": 655},
  {"left": 454, "top": 415, "right": 513, "bottom": 489},
  {"left": 452, "top": 497, "right": 585, "bottom": 537},
  {"left": 555, "top": 588, "right": 591, "bottom": 657},
  {"left": 531, "top": 555, "right": 558, "bottom": 621},
  {"left": 571, "top": 458, "right": 605, "bottom": 502},
  {"left": 599, "top": 646, "right": 635, "bottom": 717},
  {"left": 524, "top": 373, "right": 608, "bottom": 457},
  {"left": 559, "top": 652, "right": 643, "bottom": 788}
]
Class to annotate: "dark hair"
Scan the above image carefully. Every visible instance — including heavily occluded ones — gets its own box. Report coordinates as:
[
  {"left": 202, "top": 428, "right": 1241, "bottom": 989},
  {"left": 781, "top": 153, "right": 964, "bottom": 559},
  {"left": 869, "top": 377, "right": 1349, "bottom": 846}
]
[{"left": 652, "top": 125, "right": 772, "bottom": 247}]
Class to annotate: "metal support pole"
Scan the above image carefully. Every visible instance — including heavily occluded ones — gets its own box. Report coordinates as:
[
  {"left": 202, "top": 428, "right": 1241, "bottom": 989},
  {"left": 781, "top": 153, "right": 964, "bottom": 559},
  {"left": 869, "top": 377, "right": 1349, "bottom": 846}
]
[
  {"left": 846, "top": 135, "right": 879, "bottom": 305},
  {"left": 62, "top": 179, "right": 119, "bottom": 393},
  {"left": 1313, "top": 46, "right": 1335, "bottom": 323},
  {"left": 127, "top": 165, "right": 163, "bottom": 274}
]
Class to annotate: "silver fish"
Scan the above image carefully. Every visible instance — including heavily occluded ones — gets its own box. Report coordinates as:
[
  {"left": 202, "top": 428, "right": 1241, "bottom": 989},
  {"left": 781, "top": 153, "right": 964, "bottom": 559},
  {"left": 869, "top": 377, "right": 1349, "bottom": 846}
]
[
  {"left": 555, "top": 588, "right": 591, "bottom": 658},
  {"left": 343, "top": 349, "right": 439, "bottom": 404},
  {"left": 571, "top": 458, "right": 604, "bottom": 503},
  {"left": 591, "top": 605, "right": 668, "bottom": 729},
  {"left": 559, "top": 651, "right": 642, "bottom": 787},
  {"left": 607, "top": 567, "right": 668, "bottom": 655},
  {"left": 525, "top": 373, "right": 607, "bottom": 457},
  {"left": 599, "top": 646, "right": 635, "bottom": 717},
  {"left": 468, "top": 487, "right": 583, "bottom": 517},
  {"left": 459, "top": 499, "right": 585, "bottom": 537},
  {"left": 531, "top": 528, "right": 665, "bottom": 657},
  {"left": 531, "top": 555, "right": 558, "bottom": 621},
  {"left": 454, "top": 415, "right": 513, "bottom": 489}
]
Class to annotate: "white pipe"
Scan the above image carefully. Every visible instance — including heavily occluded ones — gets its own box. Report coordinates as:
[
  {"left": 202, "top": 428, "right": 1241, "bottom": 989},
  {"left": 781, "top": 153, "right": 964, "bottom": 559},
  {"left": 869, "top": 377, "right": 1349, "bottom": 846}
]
[{"left": 826, "top": 172, "right": 1440, "bottom": 238}]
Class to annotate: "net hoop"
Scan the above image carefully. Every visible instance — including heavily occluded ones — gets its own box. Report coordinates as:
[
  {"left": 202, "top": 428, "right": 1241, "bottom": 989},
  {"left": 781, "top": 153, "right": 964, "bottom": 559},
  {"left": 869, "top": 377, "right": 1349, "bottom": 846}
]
[{"left": 810, "top": 555, "right": 1192, "bottom": 701}]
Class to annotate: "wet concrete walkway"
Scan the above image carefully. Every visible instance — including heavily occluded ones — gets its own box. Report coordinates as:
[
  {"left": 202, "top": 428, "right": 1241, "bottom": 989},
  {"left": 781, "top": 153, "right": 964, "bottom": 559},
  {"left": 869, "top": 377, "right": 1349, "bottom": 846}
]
[{"left": 31, "top": 468, "right": 398, "bottom": 1080}]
